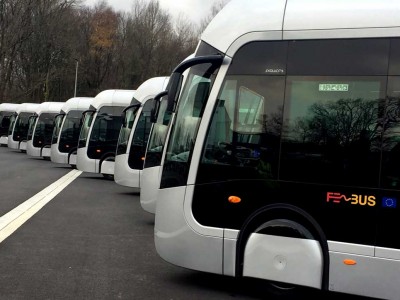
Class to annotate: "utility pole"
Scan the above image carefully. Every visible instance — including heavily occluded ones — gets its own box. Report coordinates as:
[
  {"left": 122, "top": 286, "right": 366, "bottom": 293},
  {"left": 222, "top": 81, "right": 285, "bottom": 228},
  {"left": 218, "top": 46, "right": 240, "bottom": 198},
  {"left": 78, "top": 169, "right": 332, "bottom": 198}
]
[{"left": 74, "top": 59, "right": 79, "bottom": 97}]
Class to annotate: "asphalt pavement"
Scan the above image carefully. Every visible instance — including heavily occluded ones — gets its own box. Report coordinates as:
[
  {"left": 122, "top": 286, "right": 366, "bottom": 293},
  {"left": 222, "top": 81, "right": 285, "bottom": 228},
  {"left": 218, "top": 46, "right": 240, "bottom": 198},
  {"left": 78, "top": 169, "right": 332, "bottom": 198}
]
[{"left": 0, "top": 146, "right": 374, "bottom": 300}]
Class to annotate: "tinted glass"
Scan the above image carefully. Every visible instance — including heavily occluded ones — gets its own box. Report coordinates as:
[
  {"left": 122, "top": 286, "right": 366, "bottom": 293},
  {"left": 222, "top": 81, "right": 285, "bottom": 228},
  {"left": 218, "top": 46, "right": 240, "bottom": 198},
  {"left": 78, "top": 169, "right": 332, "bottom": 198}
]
[
  {"left": 280, "top": 76, "right": 385, "bottom": 187},
  {"left": 33, "top": 113, "right": 58, "bottom": 147},
  {"left": 144, "top": 96, "right": 171, "bottom": 168},
  {"left": 87, "top": 106, "right": 124, "bottom": 159},
  {"left": 58, "top": 111, "right": 82, "bottom": 153},
  {"left": 13, "top": 112, "right": 32, "bottom": 141},
  {"left": 78, "top": 111, "right": 95, "bottom": 148},
  {"left": 51, "top": 114, "right": 65, "bottom": 144},
  {"left": 116, "top": 105, "right": 140, "bottom": 155},
  {"left": 161, "top": 64, "right": 218, "bottom": 188},
  {"left": 287, "top": 39, "right": 390, "bottom": 75},
  {"left": 389, "top": 39, "right": 400, "bottom": 75},
  {"left": 128, "top": 99, "right": 155, "bottom": 169}
]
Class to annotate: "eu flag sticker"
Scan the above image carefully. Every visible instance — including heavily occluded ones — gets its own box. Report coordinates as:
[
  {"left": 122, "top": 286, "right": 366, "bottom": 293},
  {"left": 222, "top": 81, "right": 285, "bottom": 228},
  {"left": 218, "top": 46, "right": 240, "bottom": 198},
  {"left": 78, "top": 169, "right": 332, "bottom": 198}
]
[{"left": 382, "top": 197, "right": 397, "bottom": 208}]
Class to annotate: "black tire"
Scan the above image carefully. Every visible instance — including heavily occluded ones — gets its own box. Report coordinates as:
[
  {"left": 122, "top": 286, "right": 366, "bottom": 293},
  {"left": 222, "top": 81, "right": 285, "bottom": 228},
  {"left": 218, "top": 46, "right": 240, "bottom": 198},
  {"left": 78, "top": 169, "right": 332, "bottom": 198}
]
[{"left": 102, "top": 174, "right": 114, "bottom": 180}]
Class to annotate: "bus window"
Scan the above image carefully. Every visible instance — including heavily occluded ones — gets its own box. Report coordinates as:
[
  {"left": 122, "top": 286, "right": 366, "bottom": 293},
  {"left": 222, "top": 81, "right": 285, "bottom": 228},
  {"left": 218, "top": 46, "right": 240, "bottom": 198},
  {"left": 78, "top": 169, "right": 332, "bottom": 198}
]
[
  {"left": 199, "top": 76, "right": 285, "bottom": 183},
  {"left": 87, "top": 106, "right": 124, "bottom": 159},
  {"left": 144, "top": 95, "right": 171, "bottom": 168},
  {"left": 59, "top": 111, "right": 82, "bottom": 153},
  {"left": 78, "top": 111, "right": 95, "bottom": 148},
  {"left": 280, "top": 76, "right": 385, "bottom": 187},
  {"left": 51, "top": 114, "right": 65, "bottom": 145},
  {"left": 161, "top": 64, "right": 219, "bottom": 188},
  {"left": 116, "top": 105, "right": 140, "bottom": 155},
  {"left": 128, "top": 99, "right": 155, "bottom": 169}
]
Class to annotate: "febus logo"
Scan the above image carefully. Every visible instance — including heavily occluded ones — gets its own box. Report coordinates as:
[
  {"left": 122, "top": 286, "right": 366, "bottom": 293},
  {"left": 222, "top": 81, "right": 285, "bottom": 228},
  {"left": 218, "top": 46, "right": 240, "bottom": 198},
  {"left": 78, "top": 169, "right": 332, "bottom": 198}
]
[{"left": 326, "top": 192, "right": 376, "bottom": 207}]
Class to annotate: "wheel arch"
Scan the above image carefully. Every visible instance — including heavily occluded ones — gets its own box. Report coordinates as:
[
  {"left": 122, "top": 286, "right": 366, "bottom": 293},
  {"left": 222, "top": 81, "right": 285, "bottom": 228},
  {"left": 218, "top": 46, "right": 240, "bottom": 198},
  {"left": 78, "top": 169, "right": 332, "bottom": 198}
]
[{"left": 235, "top": 203, "right": 329, "bottom": 291}]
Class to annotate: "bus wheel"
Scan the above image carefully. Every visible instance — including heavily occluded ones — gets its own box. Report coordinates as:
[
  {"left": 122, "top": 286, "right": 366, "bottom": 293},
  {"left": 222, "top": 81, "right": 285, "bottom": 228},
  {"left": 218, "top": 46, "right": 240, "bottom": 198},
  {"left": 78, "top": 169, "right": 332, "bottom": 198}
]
[{"left": 103, "top": 174, "right": 114, "bottom": 180}]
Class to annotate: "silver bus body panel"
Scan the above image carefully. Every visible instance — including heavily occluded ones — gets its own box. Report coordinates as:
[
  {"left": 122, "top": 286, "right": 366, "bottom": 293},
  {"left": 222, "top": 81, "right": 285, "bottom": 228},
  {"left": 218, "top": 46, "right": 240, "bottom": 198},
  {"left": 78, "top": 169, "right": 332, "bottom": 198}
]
[
  {"left": 328, "top": 241, "right": 374, "bottom": 257},
  {"left": 19, "top": 141, "right": 27, "bottom": 151},
  {"left": 0, "top": 136, "right": 8, "bottom": 145},
  {"left": 100, "top": 160, "right": 114, "bottom": 175},
  {"left": 41, "top": 146, "right": 51, "bottom": 158},
  {"left": 243, "top": 234, "right": 323, "bottom": 289},
  {"left": 7, "top": 136, "right": 18, "bottom": 149},
  {"left": 375, "top": 247, "right": 400, "bottom": 260},
  {"left": 50, "top": 144, "right": 66, "bottom": 164},
  {"left": 154, "top": 186, "right": 223, "bottom": 274},
  {"left": 77, "top": 147, "right": 96, "bottom": 173},
  {"left": 69, "top": 154, "right": 77, "bottom": 165},
  {"left": 114, "top": 154, "right": 140, "bottom": 187},
  {"left": 26, "top": 140, "right": 40, "bottom": 156},
  {"left": 329, "top": 253, "right": 400, "bottom": 299},
  {"left": 140, "top": 165, "right": 161, "bottom": 213}
]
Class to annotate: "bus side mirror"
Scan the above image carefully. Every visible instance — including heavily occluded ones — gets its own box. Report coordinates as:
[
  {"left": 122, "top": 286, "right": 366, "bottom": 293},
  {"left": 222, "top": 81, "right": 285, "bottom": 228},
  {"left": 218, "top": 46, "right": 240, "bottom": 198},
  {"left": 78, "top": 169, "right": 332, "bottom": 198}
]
[{"left": 167, "top": 72, "right": 183, "bottom": 113}]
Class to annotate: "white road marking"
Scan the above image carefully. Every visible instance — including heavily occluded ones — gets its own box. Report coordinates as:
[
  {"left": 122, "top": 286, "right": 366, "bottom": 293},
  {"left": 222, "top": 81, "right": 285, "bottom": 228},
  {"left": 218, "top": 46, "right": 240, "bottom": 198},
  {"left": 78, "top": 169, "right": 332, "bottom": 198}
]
[{"left": 0, "top": 169, "right": 82, "bottom": 243}]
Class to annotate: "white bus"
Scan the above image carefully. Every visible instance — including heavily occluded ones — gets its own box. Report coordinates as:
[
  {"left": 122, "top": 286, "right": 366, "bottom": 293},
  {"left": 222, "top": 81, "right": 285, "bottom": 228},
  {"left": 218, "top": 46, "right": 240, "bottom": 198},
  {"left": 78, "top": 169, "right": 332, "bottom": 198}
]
[
  {"left": 140, "top": 56, "right": 193, "bottom": 213},
  {"left": 26, "top": 102, "right": 65, "bottom": 159},
  {"left": 114, "top": 76, "right": 169, "bottom": 188},
  {"left": 51, "top": 97, "right": 93, "bottom": 166},
  {"left": 0, "top": 103, "right": 20, "bottom": 146},
  {"left": 8, "top": 103, "right": 41, "bottom": 151},
  {"left": 154, "top": 0, "right": 400, "bottom": 299},
  {"left": 139, "top": 91, "right": 168, "bottom": 212},
  {"left": 77, "top": 90, "right": 135, "bottom": 178}
]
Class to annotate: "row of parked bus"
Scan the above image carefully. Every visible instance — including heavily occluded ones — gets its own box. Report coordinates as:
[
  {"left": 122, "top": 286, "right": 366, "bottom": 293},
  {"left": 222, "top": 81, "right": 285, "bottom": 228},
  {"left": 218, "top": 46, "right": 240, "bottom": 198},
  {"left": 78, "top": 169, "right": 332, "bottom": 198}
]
[
  {"left": 1, "top": 0, "right": 400, "bottom": 299},
  {"left": 0, "top": 75, "right": 170, "bottom": 214}
]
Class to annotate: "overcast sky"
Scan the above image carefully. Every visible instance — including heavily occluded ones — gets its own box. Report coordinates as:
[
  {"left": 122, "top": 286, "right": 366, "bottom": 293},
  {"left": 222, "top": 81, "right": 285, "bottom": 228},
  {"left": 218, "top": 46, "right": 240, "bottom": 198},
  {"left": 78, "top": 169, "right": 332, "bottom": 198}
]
[{"left": 82, "top": 0, "right": 221, "bottom": 25}]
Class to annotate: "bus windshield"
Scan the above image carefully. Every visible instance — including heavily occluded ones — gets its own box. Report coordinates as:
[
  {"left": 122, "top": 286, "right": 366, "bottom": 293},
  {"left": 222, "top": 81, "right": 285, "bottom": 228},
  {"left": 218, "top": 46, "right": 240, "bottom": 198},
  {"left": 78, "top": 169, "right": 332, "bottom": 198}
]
[
  {"left": 127, "top": 99, "right": 155, "bottom": 169},
  {"left": 161, "top": 62, "right": 219, "bottom": 187},
  {"left": 116, "top": 105, "right": 140, "bottom": 155},
  {"left": 8, "top": 113, "right": 17, "bottom": 136},
  {"left": 87, "top": 106, "right": 124, "bottom": 159},
  {"left": 144, "top": 95, "right": 171, "bottom": 168},
  {"left": 27, "top": 115, "right": 38, "bottom": 141},
  {"left": 33, "top": 113, "right": 58, "bottom": 147},
  {"left": 59, "top": 111, "right": 82, "bottom": 153},
  {"left": 51, "top": 114, "right": 65, "bottom": 144},
  {"left": 13, "top": 112, "right": 32, "bottom": 141},
  {"left": 0, "top": 111, "right": 13, "bottom": 136},
  {"left": 78, "top": 111, "right": 95, "bottom": 148}
]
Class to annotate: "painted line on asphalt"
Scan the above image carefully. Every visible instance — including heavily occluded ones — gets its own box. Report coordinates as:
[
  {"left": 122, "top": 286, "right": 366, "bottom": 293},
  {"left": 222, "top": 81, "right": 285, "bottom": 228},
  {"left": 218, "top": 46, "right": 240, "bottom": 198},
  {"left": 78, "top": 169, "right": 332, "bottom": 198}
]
[{"left": 0, "top": 169, "right": 82, "bottom": 243}]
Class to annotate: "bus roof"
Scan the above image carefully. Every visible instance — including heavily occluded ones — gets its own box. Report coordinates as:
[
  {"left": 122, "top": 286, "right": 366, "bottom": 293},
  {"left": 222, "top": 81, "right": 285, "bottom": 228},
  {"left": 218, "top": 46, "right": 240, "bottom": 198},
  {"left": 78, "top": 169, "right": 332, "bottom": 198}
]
[
  {"left": 36, "top": 102, "right": 65, "bottom": 115},
  {"left": 0, "top": 103, "right": 20, "bottom": 112},
  {"left": 91, "top": 89, "right": 136, "bottom": 110},
  {"left": 61, "top": 97, "right": 93, "bottom": 114},
  {"left": 16, "top": 103, "right": 41, "bottom": 114},
  {"left": 132, "top": 77, "right": 169, "bottom": 104},
  {"left": 201, "top": 0, "right": 400, "bottom": 55}
]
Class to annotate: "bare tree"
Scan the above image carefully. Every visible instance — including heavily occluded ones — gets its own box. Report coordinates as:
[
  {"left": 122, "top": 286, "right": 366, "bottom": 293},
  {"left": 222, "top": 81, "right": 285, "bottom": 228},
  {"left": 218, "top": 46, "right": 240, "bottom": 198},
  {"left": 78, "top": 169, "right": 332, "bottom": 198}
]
[{"left": 198, "top": 0, "right": 231, "bottom": 35}]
